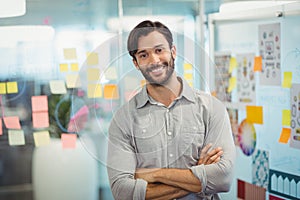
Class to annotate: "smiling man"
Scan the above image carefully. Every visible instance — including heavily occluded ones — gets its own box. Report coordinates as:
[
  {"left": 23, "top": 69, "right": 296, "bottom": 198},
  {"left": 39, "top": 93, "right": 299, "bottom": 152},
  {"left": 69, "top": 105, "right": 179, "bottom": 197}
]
[{"left": 107, "top": 20, "right": 236, "bottom": 200}]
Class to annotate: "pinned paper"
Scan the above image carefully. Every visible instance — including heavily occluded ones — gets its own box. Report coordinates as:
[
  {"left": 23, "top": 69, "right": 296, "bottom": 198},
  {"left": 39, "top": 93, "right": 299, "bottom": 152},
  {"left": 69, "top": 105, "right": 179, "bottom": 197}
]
[
  {"left": 184, "top": 63, "right": 193, "bottom": 71},
  {"left": 0, "top": 118, "right": 2, "bottom": 135},
  {"left": 31, "top": 96, "right": 48, "bottom": 112},
  {"left": 227, "top": 77, "right": 237, "bottom": 93},
  {"left": 70, "top": 63, "right": 79, "bottom": 71},
  {"left": 59, "top": 63, "right": 69, "bottom": 72},
  {"left": 229, "top": 57, "right": 237, "bottom": 73},
  {"left": 86, "top": 52, "right": 99, "bottom": 66},
  {"left": 104, "top": 84, "right": 119, "bottom": 99},
  {"left": 61, "top": 133, "right": 77, "bottom": 149},
  {"left": 32, "top": 112, "right": 49, "bottom": 128},
  {"left": 7, "top": 82, "right": 18, "bottom": 94},
  {"left": 184, "top": 73, "right": 193, "bottom": 81},
  {"left": 104, "top": 67, "right": 118, "bottom": 80},
  {"left": 63, "top": 48, "right": 77, "bottom": 60},
  {"left": 87, "top": 68, "right": 100, "bottom": 81},
  {"left": 3, "top": 116, "right": 21, "bottom": 129},
  {"left": 279, "top": 128, "right": 291, "bottom": 143},
  {"left": 282, "top": 72, "right": 292, "bottom": 88},
  {"left": 33, "top": 131, "right": 50, "bottom": 147},
  {"left": 254, "top": 56, "right": 262, "bottom": 71},
  {"left": 8, "top": 130, "right": 25, "bottom": 146},
  {"left": 0, "top": 83, "right": 6, "bottom": 94},
  {"left": 49, "top": 80, "right": 67, "bottom": 94},
  {"left": 246, "top": 106, "right": 263, "bottom": 124},
  {"left": 282, "top": 110, "right": 291, "bottom": 126},
  {"left": 87, "top": 84, "right": 102, "bottom": 98},
  {"left": 66, "top": 74, "right": 81, "bottom": 88}
]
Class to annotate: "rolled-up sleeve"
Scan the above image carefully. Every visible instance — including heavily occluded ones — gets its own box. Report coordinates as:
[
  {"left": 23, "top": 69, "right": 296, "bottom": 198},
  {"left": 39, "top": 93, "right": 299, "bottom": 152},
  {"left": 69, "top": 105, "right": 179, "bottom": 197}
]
[
  {"left": 190, "top": 96, "right": 236, "bottom": 194},
  {"left": 107, "top": 112, "right": 147, "bottom": 200}
]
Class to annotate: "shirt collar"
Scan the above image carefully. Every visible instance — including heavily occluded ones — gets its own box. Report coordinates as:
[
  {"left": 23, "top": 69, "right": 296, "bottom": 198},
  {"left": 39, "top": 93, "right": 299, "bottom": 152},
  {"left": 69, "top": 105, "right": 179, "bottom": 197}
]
[{"left": 135, "top": 76, "right": 196, "bottom": 109}]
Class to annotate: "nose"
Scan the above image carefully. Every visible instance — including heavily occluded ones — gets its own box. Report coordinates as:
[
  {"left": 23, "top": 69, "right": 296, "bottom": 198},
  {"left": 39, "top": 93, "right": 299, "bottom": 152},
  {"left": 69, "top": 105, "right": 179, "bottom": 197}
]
[{"left": 149, "top": 52, "right": 160, "bottom": 64}]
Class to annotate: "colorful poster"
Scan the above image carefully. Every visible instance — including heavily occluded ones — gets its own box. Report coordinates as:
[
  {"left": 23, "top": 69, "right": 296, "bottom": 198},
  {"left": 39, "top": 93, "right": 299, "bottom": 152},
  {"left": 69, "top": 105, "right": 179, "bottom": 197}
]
[
  {"left": 290, "top": 84, "right": 300, "bottom": 149},
  {"left": 237, "top": 53, "right": 256, "bottom": 104},
  {"left": 259, "top": 23, "right": 281, "bottom": 85},
  {"left": 252, "top": 149, "right": 269, "bottom": 189},
  {"left": 214, "top": 52, "right": 232, "bottom": 102},
  {"left": 238, "top": 119, "right": 256, "bottom": 156}
]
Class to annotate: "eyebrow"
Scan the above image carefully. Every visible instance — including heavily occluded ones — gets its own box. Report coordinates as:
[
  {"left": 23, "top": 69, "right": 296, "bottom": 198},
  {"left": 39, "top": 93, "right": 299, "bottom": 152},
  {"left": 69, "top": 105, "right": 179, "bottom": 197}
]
[{"left": 136, "top": 44, "right": 165, "bottom": 55}]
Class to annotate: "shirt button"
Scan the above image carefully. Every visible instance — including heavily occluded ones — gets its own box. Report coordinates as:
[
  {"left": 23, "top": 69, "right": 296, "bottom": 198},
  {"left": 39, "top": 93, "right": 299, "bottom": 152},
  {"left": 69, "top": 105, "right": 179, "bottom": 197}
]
[
  {"left": 142, "top": 129, "right": 146, "bottom": 133},
  {"left": 169, "top": 153, "right": 173, "bottom": 158},
  {"left": 167, "top": 131, "right": 172, "bottom": 136},
  {"left": 166, "top": 109, "right": 169, "bottom": 112}
]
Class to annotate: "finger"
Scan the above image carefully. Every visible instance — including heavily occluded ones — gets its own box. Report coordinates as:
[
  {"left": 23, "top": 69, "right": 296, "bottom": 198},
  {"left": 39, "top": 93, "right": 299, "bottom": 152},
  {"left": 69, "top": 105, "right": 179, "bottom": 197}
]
[
  {"left": 200, "top": 143, "right": 213, "bottom": 157},
  {"left": 207, "top": 150, "right": 223, "bottom": 164}
]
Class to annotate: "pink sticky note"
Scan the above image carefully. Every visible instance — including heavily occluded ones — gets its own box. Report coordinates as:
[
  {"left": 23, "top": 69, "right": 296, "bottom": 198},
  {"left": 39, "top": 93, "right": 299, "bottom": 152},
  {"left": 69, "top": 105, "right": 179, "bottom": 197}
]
[
  {"left": 32, "top": 112, "right": 49, "bottom": 128},
  {"left": 3, "top": 116, "right": 21, "bottom": 129},
  {"left": 0, "top": 118, "right": 2, "bottom": 135},
  {"left": 31, "top": 95, "right": 48, "bottom": 112},
  {"left": 61, "top": 133, "right": 77, "bottom": 149}
]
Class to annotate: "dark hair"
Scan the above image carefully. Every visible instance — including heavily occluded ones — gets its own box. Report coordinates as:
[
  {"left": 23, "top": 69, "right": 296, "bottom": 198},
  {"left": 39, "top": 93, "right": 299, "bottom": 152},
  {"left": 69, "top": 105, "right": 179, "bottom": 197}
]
[{"left": 127, "top": 20, "right": 173, "bottom": 60}]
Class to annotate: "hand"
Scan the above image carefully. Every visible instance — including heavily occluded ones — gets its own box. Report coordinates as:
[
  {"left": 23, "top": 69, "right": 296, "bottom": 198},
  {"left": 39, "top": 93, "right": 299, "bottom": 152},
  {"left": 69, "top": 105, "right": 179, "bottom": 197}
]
[
  {"left": 135, "top": 168, "right": 159, "bottom": 183},
  {"left": 197, "top": 143, "right": 223, "bottom": 165}
]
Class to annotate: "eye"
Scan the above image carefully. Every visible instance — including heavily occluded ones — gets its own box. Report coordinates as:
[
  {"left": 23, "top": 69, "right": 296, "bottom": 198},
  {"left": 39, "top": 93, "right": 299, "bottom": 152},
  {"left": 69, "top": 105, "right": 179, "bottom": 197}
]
[
  {"left": 139, "top": 53, "right": 148, "bottom": 59},
  {"left": 155, "top": 48, "right": 163, "bottom": 53}
]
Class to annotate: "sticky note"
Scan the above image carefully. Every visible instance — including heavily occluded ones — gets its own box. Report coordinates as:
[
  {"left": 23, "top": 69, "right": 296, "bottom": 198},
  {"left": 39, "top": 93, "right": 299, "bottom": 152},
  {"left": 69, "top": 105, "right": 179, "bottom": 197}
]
[
  {"left": 63, "top": 48, "right": 77, "bottom": 60},
  {"left": 188, "top": 80, "right": 193, "bottom": 87},
  {"left": 184, "top": 63, "right": 193, "bottom": 71},
  {"left": 34, "top": 131, "right": 50, "bottom": 147},
  {"left": 32, "top": 112, "right": 49, "bottom": 128},
  {"left": 184, "top": 73, "right": 193, "bottom": 80},
  {"left": 229, "top": 57, "right": 237, "bottom": 73},
  {"left": 59, "top": 63, "right": 69, "bottom": 72},
  {"left": 279, "top": 128, "right": 291, "bottom": 143},
  {"left": 0, "top": 83, "right": 6, "bottom": 94},
  {"left": 104, "top": 67, "right": 118, "bottom": 80},
  {"left": 31, "top": 95, "right": 48, "bottom": 112},
  {"left": 282, "top": 110, "right": 291, "bottom": 126},
  {"left": 227, "top": 77, "right": 237, "bottom": 92},
  {"left": 104, "top": 84, "right": 119, "bottom": 99},
  {"left": 0, "top": 118, "right": 2, "bottom": 135},
  {"left": 66, "top": 74, "right": 81, "bottom": 88},
  {"left": 86, "top": 52, "right": 99, "bottom": 66},
  {"left": 246, "top": 106, "right": 263, "bottom": 124},
  {"left": 61, "top": 133, "right": 77, "bottom": 149},
  {"left": 6, "top": 82, "right": 18, "bottom": 94},
  {"left": 87, "top": 68, "right": 101, "bottom": 81},
  {"left": 70, "top": 63, "right": 79, "bottom": 71},
  {"left": 3, "top": 116, "right": 21, "bottom": 129},
  {"left": 49, "top": 80, "right": 67, "bottom": 94},
  {"left": 282, "top": 72, "right": 292, "bottom": 88},
  {"left": 87, "top": 84, "right": 102, "bottom": 98},
  {"left": 8, "top": 130, "right": 25, "bottom": 146},
  {"left": 254, "top": 56, "right": 262, "bottom": 72}
]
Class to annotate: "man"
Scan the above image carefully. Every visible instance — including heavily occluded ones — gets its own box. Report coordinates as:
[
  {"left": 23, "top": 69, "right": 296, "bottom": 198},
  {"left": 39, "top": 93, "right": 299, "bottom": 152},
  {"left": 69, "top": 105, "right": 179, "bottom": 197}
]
[{"left": 107, "top": 20, "right": 236, "bottom": 200}]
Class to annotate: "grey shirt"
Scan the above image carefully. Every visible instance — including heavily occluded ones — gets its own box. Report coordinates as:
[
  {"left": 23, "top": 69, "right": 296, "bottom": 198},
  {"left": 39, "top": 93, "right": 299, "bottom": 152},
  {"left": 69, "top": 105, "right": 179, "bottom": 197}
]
[{"left": 107, "top": 77, "right": 236, "bottom": 200}]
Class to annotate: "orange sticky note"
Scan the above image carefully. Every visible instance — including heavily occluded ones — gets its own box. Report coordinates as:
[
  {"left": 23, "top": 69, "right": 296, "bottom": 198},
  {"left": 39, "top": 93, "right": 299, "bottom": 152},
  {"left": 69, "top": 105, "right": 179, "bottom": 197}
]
[
  {"left": 229, "top": 57, "right": 237, "bottom": 73},
  {"left": 31, "top": 96, "right": 48, "bottom": 112},
  {"left": 33, "top": 131, "right": 50, "bottom": 147},
  {"left": 8, "top": 130, "right": 25, "bottom": 146},
  {"left": 59, "top": 63, "right": 69, "bottom": 72},
  {"left": 104, "top": 84, "right": 119, "bottom": 99},
  {"left": 0, "top": 118, "right": 2, "bottom": 135},
  {"left": 3, "top": 116, "right": 21, "bottom": 129},
  {"left": 282, "top": 110, "right": 291, "bottom": 126},
  {"left": 63, "top": 48, "right": 77, "bottom": 60},
  {"left": 254, "top": 56, "right": 262, "bottom": 71},
  {"left": 279, "top": 128, "right": 291, "bottom": 144},
  {"left": 7, "top": 82, "right": 18, "bottom": 94},
  {"left": 32, "top": 112, "right": 49, "bottom": 128},
  {"left": 140, "top": 79, "right": 146, "bottom": 87},
  {"left": 0, "top": 82, "right": 6, "bottom": 94},
  {"left": 87, "top": 84, "right": 102, "bottom": 98},
  {"left": 282, "top": 72, "right": 292, "bottom": 88},
  {"left": 86, "top": 52, "right": 99, "bottom": 66},
  {"left": 61, "top": 133, "right": 77, "bottom": 149},
  {"left": 246, "top": 106, "right": 263, "bottom": 124},
  {"left": 70, "top": 63, "right": 79, "bottom": 71}
]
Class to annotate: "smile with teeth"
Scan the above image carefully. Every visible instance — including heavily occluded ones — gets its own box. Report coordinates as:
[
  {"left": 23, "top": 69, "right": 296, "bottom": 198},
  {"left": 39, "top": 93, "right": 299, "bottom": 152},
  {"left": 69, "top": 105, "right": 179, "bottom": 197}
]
[{"left": 151, "top": 66, "right": 164, "bottom": 73}]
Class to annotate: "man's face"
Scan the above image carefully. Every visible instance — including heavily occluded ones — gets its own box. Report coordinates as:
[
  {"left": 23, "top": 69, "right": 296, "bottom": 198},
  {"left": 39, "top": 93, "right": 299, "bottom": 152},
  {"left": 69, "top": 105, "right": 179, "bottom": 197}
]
[{"left": 133, "top": 31, "right": 176, "bottom": 86}]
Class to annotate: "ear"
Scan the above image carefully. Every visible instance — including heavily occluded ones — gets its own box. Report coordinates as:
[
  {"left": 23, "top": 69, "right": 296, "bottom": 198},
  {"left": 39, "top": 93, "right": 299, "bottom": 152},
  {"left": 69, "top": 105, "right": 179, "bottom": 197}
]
[
  {"left": 171, "top": 45, "right": 176, "bottom": 60},
  {"left": 133, "top": 59, "right": 140, "bottom": 70}
]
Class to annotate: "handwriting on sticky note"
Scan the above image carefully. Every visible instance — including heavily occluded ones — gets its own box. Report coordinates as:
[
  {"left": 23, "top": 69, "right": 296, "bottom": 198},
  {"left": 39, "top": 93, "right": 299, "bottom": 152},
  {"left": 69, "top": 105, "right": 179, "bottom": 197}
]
[
  {"left": 49, "top": 80, "right": 67, "bottom": 94},
  {"left": 282, "top": 72, "right": 292, "bottom": 88},
  {"left": 66, "top": 74, "right": 81, "bottom": 88},
  {"left": 87, "top": 84, "right": 102, "bottom": 98},
  {"left": 246, "top": 106, "right": 263, "bottom": 124},
  {"left": 254, "top": 56, "right": 262, "bottom": 72},
  {"left": 282, "top": 110, "right": 291, "bottom": 126},
  {"left": 33, "top": 131, "right": 50, "bottom": 147},
  {"left": 279, "top": 128, "right": 291, "bottom": 144},
  {"left": 61, "top": 133, "right": 77, "bottom": 149},
  {"left": 7, "top": 82, "right": 18, "bottom": 94},
  {"left": 104, "top": 84, "right": 119, "bottom": 99},
  {"left": 8, "top": 130, "right": 25, "bottom": 146},
  {"left": 64, "top": 48, "right": 77, "bottom": 60},
  {"left": 32, "top": 95, "right": 48, "bottom": 112},
  {"left": 3, "top": 116, "right": 21, "bottom": 129}
]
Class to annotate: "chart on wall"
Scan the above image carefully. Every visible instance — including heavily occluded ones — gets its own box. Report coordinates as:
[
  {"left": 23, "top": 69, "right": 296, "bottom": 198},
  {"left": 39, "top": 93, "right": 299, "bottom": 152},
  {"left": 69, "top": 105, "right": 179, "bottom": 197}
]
[
  {"left": 259, "top": 23, "right": 281, "bottom": 86},
  {"left": 290, "top": 83, "right": 300, "bottom": 149}
]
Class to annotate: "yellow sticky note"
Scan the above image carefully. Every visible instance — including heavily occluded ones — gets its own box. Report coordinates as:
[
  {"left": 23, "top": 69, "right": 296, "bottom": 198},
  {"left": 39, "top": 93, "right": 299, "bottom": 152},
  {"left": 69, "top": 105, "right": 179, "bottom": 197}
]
[
  {"left": 32, "top": 112, "right": 49, "bottom": 128},
  {"left": 0, "top": 83, "right": 6, "bottom": 94},
  {"left": 49, "top": 80, "right": 67, "bottom": 94},
  {"left": 59, "top": 63, "right": 69, "bottom": 72},
  {"left": 70, "top": 63, "right": 79, "bottom": 71},
  {"left": 3, "top": 116, "right": 21, "bottom": 129},
  {"left": 104, "top": 67, "right": 118, "bottom": 80},
  {"left": 229, "top": 57, "right": 237, "bottom": 73},
  {"left": 282, "top": 72, "right": 292, "bottom": 88},
  {"left": 7, "top": 82, "right": 18, "bottom": 94},
  {"left": 279, "top": 128, "right": 291, "bottom": 144},
  {"left": 246, "top": 106, "right": 263, "bottom": 124},
  {"left": 8, "top": 130, "right": 25, "bottom": 146},
  {"left": 282, "top": 110, "right": 291, "bottom": 126},
  {"left": 254, "top": 56, "right": 262, "bottom": 72},
  {"left": 63, "top": 48, "right": 77, "bottom": 60},
  {"left": 33, "top": 131, "right": 50, "bottom": 147},
  {"left": 227, "top": 77, "right": 237, "bottom": 93},
  {"left": 184, "top": 63, "right": 193, "bottom": 71},
  {"left": 87, "top": 68, "right": 100, "bottom": 81},
  {"left": 188, "top": 81, "right": 193, "bottom": 87},
  {"left": 184, "top": 73, "right": 193, "bottom": 80},
  {"left": 87, "top": 84, "right": 102, "bottom": 98},
  {"left": 66, "top": 74, "right": 81, "bottom": 88},
  {"left": 86, "top": 52, "right": 99, "bottom": 66},
  {"left": 61, "top": 133, "right": 77, "bottom": 149},
  {"left": 104, "top": 84, "right": 119, "bottom": 99}
]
